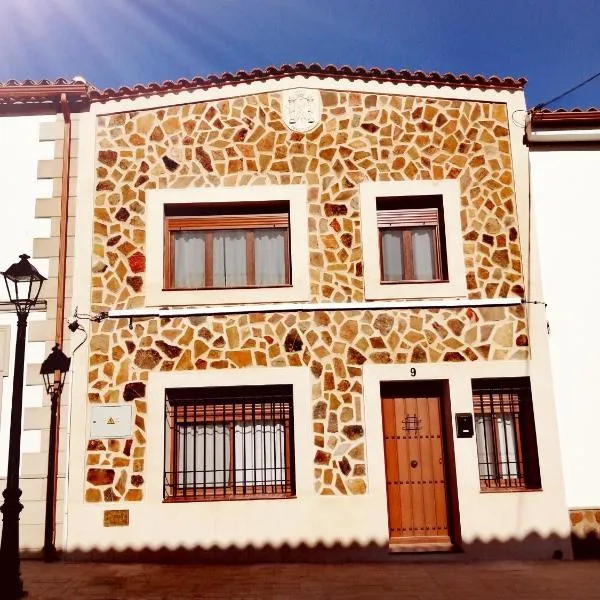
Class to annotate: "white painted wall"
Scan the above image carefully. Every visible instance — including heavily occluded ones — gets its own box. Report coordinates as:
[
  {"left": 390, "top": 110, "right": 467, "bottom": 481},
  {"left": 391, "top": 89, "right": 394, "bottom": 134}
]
[
  {"left": 530, "top": 146, "right": 600, "bottom": 509},
  {"left": 0, "top": 115, "right": 52, "bottom": 477}
]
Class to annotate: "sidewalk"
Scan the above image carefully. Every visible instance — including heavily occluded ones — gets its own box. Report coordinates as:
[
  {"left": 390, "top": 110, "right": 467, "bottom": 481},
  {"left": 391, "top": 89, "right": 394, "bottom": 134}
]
[{"left": 21, "top": 559, "right": 600, "bottom": 599}]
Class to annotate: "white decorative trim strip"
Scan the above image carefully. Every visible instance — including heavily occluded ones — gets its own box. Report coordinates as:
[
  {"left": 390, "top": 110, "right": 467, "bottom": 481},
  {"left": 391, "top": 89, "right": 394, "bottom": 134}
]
[{"left": 107, "top": 297, "right": 522, "bottom": 319}]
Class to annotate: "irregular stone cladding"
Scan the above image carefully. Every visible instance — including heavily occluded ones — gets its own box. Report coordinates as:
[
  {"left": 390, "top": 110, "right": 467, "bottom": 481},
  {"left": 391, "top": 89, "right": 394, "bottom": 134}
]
[{"left": 86, "top": 90, "right": 527, "bottom": 502}]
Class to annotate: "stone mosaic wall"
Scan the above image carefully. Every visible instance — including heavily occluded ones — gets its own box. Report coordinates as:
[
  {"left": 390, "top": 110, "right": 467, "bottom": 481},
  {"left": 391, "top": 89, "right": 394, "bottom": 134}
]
[{"left": 86, "top": 89, "right": 527, "bottom": 502}]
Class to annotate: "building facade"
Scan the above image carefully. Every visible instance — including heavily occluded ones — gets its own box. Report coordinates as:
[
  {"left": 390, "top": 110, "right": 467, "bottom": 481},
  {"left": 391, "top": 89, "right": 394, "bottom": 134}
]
[
  {"left": 62, "top": 66, "right": 570, "bottom": 559},
  {"left": 528, "top": 108, "right": 600, "bottom": 556}
]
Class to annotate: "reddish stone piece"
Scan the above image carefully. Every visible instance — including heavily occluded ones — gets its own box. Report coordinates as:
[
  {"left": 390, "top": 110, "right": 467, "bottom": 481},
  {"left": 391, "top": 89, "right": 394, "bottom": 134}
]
[
  {"left": 87, "top": 440, "right": 106, "bottom": 451},
  {"left": 324, "top": 203, "right": 348, "bottom": 217},
  {"left": 96, "top": 180, "right": 115, "bottom": 191},
  {"left": 361, "top": 123, "right": 379, "bottom": 133},
  {"left": 162, "top": 155, "right": 179, "bottom": 172},
  {"left": 339, "top": 456, "right": 351, "bottom": 476},
  {"left": 130, "top": 475, "right": 144, "bottom": 487},
  {"left": 125, "top": 341, "right": 136, "bottom": 354},
  {"left": 443, "top": 352, "right": 466, "bottom": 362},
  {"left": 123, "top": 381, "right": 146, "bottom": 402},
  {"left": 156, "top": 340, "right": 183, "bottom": 358},
  {"left": 347, "top": 347, "right": 366, "bottom": 365},
  {"left": 341, "top": 233, "right": 353, "bottom": 248},
  {"left": 103, "top": 488, "right": 119, "bottom": 502},
  {"left": 313, "top": 402, "right": 327, "bottom": 419},
  {"left": 314, "top": 450, "right": 331, "bottom": 465},
  {"left": 115, "top": 207, "right": 130, "bottom": 222},
  {"left": 87, "top": 468, "right": 115, "bottom": 486},
  {"left": 342, "top": 425, "right": 364, "bottom": 440},
  {"left": 128, "top": 252, "right": 146, "bottom": 273},
  {"left": 195, "top": 147, "right": 214, "bottom": 172},
  {"left": 134, "top": 349, "right": 161, "bottom": 369},
  {"left": 126, "top": 275, "right": 143, "bottom": 292},
  {"left": 516, "top": 334, "right": 529, "bottom": 347},
  {"left": 98, "top": 150, "right": 118, "bottom": 167},
  {"left": 123, "top": 439, "right": 133, "bottom": 457},
  {"left": 284, "top": 329, "right": 303, "bottom": 352}
]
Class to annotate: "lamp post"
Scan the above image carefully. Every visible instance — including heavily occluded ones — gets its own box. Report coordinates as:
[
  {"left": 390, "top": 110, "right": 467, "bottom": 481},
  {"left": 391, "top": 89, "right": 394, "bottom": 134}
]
[
  {"left": 39, "top": 345, "right": 70, "bottom": 562},
  {"left": 0, "top": 254, "right": 46, "bottom": 599}
]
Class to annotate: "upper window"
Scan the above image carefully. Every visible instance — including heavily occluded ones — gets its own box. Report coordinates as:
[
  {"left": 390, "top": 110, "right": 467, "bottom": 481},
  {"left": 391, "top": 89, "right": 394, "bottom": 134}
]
[
  {"left": 164, "top": 203, "right": 290, "bottom": 290},
  {"left": 472, "top": 377, "right": 541, "bottom": 492},
  {"left": 164, "top": 384, "right": 295, "bottom": 501},
  {"left": 146, "top": 185, "right": 309, "bottom": 306},
  {"left": 377, "top": 196, "right": 448, "bottom": 284},
  {"left": 359, "top": 180, "right": 467, "bottom": 301}
]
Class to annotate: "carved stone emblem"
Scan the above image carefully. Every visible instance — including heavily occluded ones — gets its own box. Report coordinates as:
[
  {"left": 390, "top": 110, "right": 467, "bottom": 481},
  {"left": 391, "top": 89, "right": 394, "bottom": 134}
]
[{"left": 281, "top": 88, "right": 322, "bottom": 133}]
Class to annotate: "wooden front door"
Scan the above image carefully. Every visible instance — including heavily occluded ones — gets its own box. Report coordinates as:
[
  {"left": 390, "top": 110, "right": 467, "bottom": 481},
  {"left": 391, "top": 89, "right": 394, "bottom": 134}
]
[{"left": 381, "top": 381, "right": 451, "bottom": 546}]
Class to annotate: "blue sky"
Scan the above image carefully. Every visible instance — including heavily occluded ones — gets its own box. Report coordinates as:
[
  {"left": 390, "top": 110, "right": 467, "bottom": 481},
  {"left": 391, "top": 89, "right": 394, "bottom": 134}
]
[{"left": 1, "top": 0, "right": 599, "bottom": 109}]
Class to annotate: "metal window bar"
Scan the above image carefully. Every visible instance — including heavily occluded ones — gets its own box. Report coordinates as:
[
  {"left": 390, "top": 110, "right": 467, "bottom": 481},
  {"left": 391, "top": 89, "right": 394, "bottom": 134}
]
[
  {"left": 472, "top": 380, "right": 530, "bottom": 489},
  {"left": 163, "top": 388, "right": 294, "bottom": 500}
]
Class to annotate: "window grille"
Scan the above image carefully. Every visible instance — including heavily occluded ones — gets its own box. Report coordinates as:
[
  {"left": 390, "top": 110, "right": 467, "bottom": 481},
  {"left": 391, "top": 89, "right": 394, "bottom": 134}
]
[
  {"left": 164, "top": 385, "right": 295, "bottom": 501},
  {"left": 472, "top": 377, "right": 541, "bottom": 491}
]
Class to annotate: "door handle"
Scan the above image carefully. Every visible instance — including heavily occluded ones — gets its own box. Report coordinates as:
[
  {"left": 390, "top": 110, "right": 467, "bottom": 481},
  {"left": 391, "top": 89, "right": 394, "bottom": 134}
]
[{"left": 410, "top": 460, "right": 418, "bottom": 469}]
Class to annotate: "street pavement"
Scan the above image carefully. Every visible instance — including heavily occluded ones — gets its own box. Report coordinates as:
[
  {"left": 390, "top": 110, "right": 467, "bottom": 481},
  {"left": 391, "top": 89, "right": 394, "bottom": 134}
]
[{"left": 19, "top": 559, "right": 600, "bottom": 599}]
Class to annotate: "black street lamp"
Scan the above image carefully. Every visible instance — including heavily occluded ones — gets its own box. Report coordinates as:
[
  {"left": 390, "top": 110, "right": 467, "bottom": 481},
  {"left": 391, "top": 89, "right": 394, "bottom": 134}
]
[
  {"left": 0, "top": 254, "right": 46, "bottom": 599},
  {"left": 39, "top": 344, "right": 70, "bottom": 562}
]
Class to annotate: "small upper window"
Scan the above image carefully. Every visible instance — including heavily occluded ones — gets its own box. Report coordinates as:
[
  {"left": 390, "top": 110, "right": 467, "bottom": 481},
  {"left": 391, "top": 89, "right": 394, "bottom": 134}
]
[
  {"left": 472, "top": 377, "right": 541, "bottom": 492},
  {"left": 164, "top": 202, "right": 291, "bottom": 290},
  {"left": 377, "top": 196, "right": 448, "bottom": 284}
]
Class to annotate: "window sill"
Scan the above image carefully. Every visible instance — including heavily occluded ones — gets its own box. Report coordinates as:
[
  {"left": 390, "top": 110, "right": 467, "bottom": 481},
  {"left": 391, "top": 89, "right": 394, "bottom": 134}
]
[
  {"left": 163, "top": 493, "right": 297, "bottom": 503},
  {"left": 146, "top": 283, "right": 310, "bottom": 307},
  {"left": 479, "top": 486, "right": 543, "bottom": 494},
  {"left": 380, "top": 279, "right": 449, "bottom": 286}
]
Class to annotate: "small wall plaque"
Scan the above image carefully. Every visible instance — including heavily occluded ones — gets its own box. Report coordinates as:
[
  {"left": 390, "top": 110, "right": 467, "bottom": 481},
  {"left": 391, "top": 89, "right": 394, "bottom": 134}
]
[
  {"left": 90, "top": 404, "right": 133, "bottom": 439},
  {"left": 455, "top": 413, "right": 474, "bottom": 438},
  {"left": 282, "top": 88, "right": 322, "bottom": 133},
  {"left": 104, "top": 509, "right": 129, "bottom": 527}
]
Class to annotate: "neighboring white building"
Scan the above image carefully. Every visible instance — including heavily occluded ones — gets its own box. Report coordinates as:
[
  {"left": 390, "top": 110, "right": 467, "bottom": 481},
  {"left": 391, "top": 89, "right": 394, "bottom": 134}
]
[
  {"left": 528, "top": 108, "right": 600, "bottom": 556},
  {"left": 0, "top": 81, "right": 88, "bottom": 552}
]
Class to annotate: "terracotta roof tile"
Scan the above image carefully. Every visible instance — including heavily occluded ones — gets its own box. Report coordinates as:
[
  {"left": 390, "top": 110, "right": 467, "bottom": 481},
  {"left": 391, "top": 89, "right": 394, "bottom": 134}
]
[
  {"left": 0, "top": 78, "right": 91, "bottom": 114},
  {"left": 537, "top": 106, "right": 600, "bottom": 113},
  {"left": 90, "top": 63, "right": 527, "bottom": 102},
  {"left": 531, "top": 106, "right": 600, "bottom": 128}
]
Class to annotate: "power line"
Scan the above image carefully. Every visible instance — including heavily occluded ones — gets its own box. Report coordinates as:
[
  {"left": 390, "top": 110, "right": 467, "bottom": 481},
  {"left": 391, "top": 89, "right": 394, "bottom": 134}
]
[{"left": 533, "top": 69, "right": 600, "bottom": 111}]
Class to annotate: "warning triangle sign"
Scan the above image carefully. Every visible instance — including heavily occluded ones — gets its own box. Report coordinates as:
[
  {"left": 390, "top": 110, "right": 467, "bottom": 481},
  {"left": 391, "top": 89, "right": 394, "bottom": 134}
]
[{"left": 106, "top": 417, "right": 116, "bottom": 425}]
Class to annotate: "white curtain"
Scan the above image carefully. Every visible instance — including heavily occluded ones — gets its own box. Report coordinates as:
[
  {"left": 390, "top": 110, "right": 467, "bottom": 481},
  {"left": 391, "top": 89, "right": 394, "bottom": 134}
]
[
  {"left": 381, "top": 230, "right": 403, "bottom": 281},
  {"left": 496, "top": 414, "right": 518, "bottom": 478},
  {"left": 178, "top": 424, "right": 230, "bottom": 487},
  {"left": 475, "top": 414, "right": 518, "bottom": 480},
  {"left": 255, "top": 230, "right": 286, "bottom": 286},
  {"left": 173, "top": 231, "right": 205, "bottom": 288},
  {"left": 234, "top": 422, "right": 286, "bottom": 486},
  {"left": 475, "top": 416, "right": 496, "bottom": 480},
  {"left": 412, "top": 227, "right": 435, "bottom": 280},
  {"left": 178, "top": 422, "right": 286, "bottom": 489},
  {"left": 214, "top": 230, "right": 247, "bottom": 287}
]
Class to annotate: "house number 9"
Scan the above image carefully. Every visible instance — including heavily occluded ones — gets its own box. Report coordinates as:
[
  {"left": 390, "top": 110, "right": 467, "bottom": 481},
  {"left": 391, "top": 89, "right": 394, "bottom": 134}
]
[{"left": 410, "top": 368, "right": 416, "bottom": 377}]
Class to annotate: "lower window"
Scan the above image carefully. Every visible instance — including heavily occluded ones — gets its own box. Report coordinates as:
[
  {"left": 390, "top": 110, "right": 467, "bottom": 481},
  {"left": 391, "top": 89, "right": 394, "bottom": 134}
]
[
  {"left": 164, "top": 385, "right": 295, "bottom": 501},
  {"left": 472, "top": 377, "right": 541, "bottom": 491}
]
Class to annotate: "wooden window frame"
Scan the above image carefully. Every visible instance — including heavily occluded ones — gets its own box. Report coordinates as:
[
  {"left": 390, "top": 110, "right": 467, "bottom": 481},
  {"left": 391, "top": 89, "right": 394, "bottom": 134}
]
[
  {"left": 472, "top": 378, "right": 541, "bottom": 492},
  {"left": 164, "top": 209, "right": 291, "bottom": 291},
  {"left": 377, "top": 205, "right": 447, "bottom": 284},
  {"left": 164, "top": 386, "right": 295, "bottom": 502}
]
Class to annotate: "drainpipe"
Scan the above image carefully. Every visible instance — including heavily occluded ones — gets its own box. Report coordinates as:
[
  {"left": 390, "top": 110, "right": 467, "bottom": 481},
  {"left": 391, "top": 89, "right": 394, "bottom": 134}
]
[{"left": 42, "top": 93, "right": 72, "bottom": 562}]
